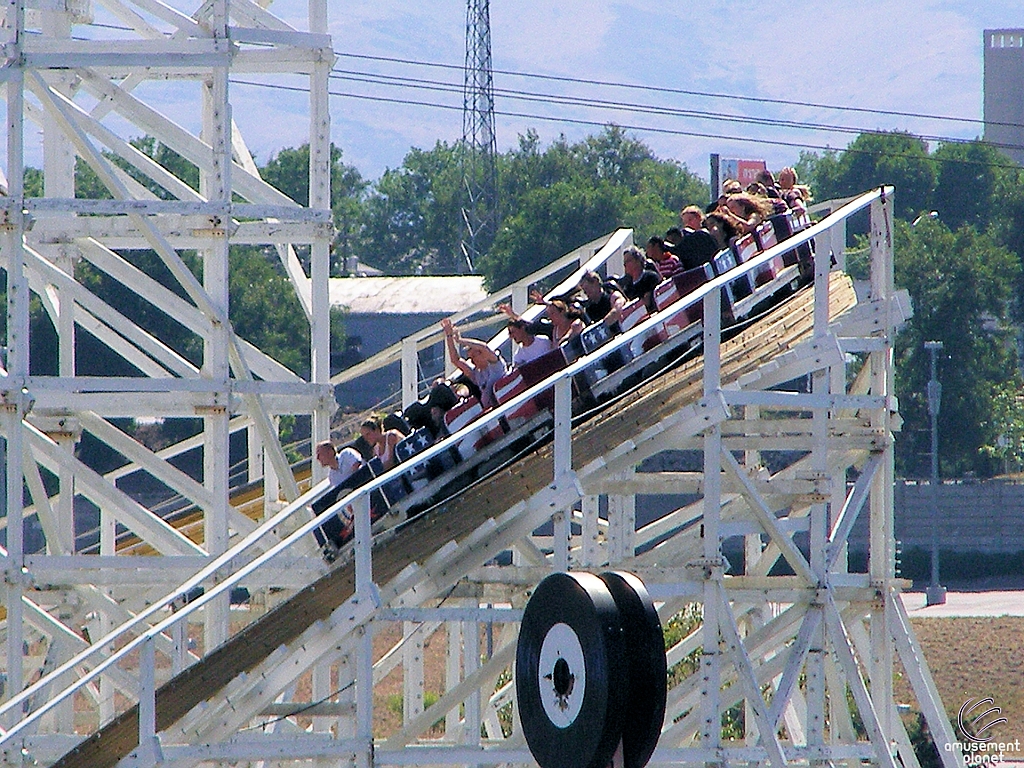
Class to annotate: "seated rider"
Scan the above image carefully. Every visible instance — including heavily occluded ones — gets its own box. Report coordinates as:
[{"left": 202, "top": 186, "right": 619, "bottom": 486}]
[
  {"left": 616, "top": 246, "right": 661, "bottom": 312},
  {"left": 508, "top": 318, "right": 554, "bottom": 368},
  {"left": 359, "top": 416, "right": 404, "bottom": 470},
  {"left": 676, "top": 205, "right": 720, "bottom": 270},
  {"left": 404, "top": 380, "right": 459, "bottom": 439},
  {"left": 778, "top": 166, "right": 812, "bottom": 213},
  {"left": 577, "top": 270, "right": 626, "bottom": 326},
  {"left": 441, "top": 317, "right": 508, "bottom": 409},
  {"left": 311, "top": 439, "right": 364, "bottom": 518},
  {"left": 716, "top": 192, "right": 773, "bottom": 236},
  {"left": 703, "top": 211, "right": 738, "bottom": 252},
  {"left": 506, "top": 293, "right": 586, "bottom": 346},
  {"left": 646, "top": 236, "right": 681, "bottom": 279}
]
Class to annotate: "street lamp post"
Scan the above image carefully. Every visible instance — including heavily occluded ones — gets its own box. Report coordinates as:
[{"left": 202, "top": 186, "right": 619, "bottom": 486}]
[{"left": 924, "top": 341, "right": 946, "bottom": 606}]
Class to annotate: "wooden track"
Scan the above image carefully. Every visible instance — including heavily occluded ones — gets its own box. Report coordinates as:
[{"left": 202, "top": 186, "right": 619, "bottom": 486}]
[{"left": 52, "top": 274, "right": 858, "bottom": 768}]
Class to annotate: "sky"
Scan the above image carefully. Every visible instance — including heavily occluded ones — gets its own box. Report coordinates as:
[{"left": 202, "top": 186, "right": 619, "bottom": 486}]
[
  {"left": 7, "top": 1, "right": 1024, "bottom": 185},
  {"left": 229, "top": 0, "right": 1024, "bottom": 184}
]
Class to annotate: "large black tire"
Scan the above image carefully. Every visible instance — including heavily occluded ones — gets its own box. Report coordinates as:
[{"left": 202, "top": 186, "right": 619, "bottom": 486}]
[
  {"left": 599, "top": 571, "right": 667, "bottom": 768},
  {"left": 516, "top": 572, "right": 629, "bottom": 768}
]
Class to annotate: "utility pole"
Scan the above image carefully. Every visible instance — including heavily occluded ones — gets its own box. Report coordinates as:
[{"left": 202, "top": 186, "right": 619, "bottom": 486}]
[
  {"left": 459, "top": 0, "right": 498, "bottom": 274},
  {"left": 709, "top": 153, "right": 720, "bottom": 204},
  {"left": 924, "top": 340, "right": 946, "bottom": 606}
]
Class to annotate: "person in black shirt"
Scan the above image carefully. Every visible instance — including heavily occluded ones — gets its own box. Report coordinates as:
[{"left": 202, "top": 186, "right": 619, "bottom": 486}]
[
  {"left": 677, "top": 205, "right": 722, "bottom": 269},
  {"left": 616, "top": 246, "right": 661, "bottom": 312},
  {"left": 703, "top": 212, "right": 738, "bottom": 252},
  {"left": 578, "top": 270, "right": 626, "bottom": 326}
]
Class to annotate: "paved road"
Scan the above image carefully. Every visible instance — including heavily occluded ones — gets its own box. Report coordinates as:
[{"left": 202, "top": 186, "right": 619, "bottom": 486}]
[{"left": 900, "top": 590, "right": 1024, "bottom": 617}]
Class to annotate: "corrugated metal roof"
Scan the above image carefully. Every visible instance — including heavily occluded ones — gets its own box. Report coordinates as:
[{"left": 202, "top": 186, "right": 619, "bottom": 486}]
[{"left": 328, "top": 276, "right": 488, "bottom": 315}]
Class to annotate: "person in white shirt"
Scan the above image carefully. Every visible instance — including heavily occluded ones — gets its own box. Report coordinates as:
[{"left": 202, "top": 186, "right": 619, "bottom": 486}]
[
  {"left": 508, "top": 319, "right": 554, "bottom": 368},
  {"left": 312, "top": 440, "right": 363, "bottom": 516}
]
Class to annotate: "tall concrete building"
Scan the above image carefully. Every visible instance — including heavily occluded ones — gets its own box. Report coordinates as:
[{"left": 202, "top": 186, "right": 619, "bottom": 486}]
[{"left": 984, "top": 28, "right": 1024, "bottom": 166}]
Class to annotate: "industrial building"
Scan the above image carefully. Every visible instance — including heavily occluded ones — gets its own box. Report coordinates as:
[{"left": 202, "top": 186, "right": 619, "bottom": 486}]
[{"left": 984, "top": 28, "right": 1024, "bottom": 165}]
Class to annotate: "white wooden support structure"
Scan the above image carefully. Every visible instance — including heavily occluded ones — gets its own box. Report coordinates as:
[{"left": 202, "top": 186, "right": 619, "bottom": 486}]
[
  {"left": 0, "top": 63, "right": 959, "bottom": 768},
  {"left": 0, "top": 0, "right": 336, "bottom": 757}
]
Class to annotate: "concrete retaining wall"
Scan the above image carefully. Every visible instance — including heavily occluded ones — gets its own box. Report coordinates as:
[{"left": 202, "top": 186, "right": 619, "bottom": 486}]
[{"left": 849, "top": 479, "right": 1024, "bottom": 554}]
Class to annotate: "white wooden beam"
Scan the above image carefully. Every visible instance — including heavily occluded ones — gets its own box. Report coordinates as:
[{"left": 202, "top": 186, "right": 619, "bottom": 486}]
[{"left": 19, "top": 420, "right": 207, "bottom": 556}]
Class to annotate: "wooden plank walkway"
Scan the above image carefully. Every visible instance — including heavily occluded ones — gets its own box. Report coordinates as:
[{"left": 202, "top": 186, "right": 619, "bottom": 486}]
[{"left": 51, "top": 275, "right": 857, "bottom": 768}]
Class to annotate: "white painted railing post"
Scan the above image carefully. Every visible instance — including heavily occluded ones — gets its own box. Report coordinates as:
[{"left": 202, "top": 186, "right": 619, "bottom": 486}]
[
  {"left": 607, "top": 494, "right": 635, "bottom": 564},
  {"left": 4, "top": 48, "right": 28, "bottom": 709},
  {"left": 700, "top": 284, "right": 723, "bottom": 754},
  {"left": 511, "top": 284, "right": 529, "bottom": 362},
  {"left": 553, "top": 377, "right": 572, "bottom": 480},
  {"left": 606, "top": 243, "right": 625, "bottom": 279},
  {"left": 136, "top": 635, "right": 161, "bottom": 765},
  {"left": 581, "top": 495, "right": 602, "bottom": 567},
  {"left": 402, "top": 336, "right": 418, "bottom": 410},
  {"left": 511, "top": 284, "right": 528, "bottom": 316},
  {"left": 354, "top": 493, "right": 372, "bottom": 598},
  {"left": 553, "top": 377, "right": 572, "bottom": 570},
  {"left": 814, "top": 222, "right": 831, "bottom": 338},
  {"left": 869, "top": 192, "right": 898, "bottom": 744},
  {"left": 356, "top": 624, "right": 374, "bottom": 768},
  {"left": 172, "top": 619, "right": 187, "bottom": 676}
]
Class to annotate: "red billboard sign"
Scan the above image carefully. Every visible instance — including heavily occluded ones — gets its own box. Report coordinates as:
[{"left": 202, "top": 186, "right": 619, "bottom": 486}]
[{"left": 720, "top": 158, "right": 767, "bottom": 187}]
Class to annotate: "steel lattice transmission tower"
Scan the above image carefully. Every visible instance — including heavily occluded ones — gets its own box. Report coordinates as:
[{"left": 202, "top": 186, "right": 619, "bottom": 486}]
[{"left": 459, "top": 0, "right": 499, "bottom": 273}]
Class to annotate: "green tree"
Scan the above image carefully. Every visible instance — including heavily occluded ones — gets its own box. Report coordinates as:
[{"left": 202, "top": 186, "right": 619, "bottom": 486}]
[
  {"left": 929, "top": 140, "right": 1002, "bottom": 231},
  {"left": 260, "top": 143, "right": 365, "bottom": 210},
  {"left": 260, "top": 143, "right": 368, "bottom": 276},
  {"left": 358, "top": 127, "right": 707, "bottom": 285},
  {"left": 981, "top": 379, "right": 1024, "bottom": 474},
  {"left": 986, "top": 164, "right": 1024, "bottom": 325},
  {"left": 500, "top": 130, "right": 580, "bottom": 201},
  {"left": 70, "top": 139, "right": 197, "bottom": 201},
  {"left": 126, "top": 136, "right": 199, "bottom": 198},
  {"left": 479, "top": 180, "right": 632, "bottom": 288},
  {"left": 566, "top": 126, "right": 705, "bottom": 205},
  {"left": 75, "top": 249, "right": 203, "bottom": 373},
  {"left": 18, "top": 141, "right": 200, "bottom": 376},
  {"left": 793, "top": 149, "right": 834, "bottom": 198},
  {"left": 892, "top": 217, "right": 1020, "bottom": 477},
  {"left": 359, "top": 142, "right": 465, "bottom": 274},
  {"left": 228, "top": 245, "right": 318, "bottom": 378},
  {"left": 75, "top": 157, "right": 114, "bottom": 200},
  {"left": 478, "top": 126, "right": 707, "bottom": 288},
  {"left": 23, "top": 167, "right": 43, "bottom": 197},
  {"left": 801, "top": 132, "right": 936, "bottom": 221}
]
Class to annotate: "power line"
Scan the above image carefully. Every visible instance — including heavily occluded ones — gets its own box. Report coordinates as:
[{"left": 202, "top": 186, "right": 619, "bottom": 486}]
[
  {"left": 333, "top": 50, "right": 1024, "bottom": 132},
  {"left": 230, "top": 77, "right": 1024, "bottom": 169},
  {"left": 325, "top": 68, "right": 1021, "bottom": 151},
  {"left": 38, "top": 26, "right": 1024, "bottom": 136}
]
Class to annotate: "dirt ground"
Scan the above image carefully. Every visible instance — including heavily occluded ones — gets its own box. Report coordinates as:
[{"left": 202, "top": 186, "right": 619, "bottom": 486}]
[
  {"left": 368, "top": 615, "right": 1024, "bottom": 749},
  {"left": 283, "top": 613, "right": 1023, "bottom": 749},
  {"left": 898, "top": 617, "right": 1024, "bottom": 747},
  {"left": 370, "top": 622, "right": 449, "bottom": 738},
  {"left": 367, "top": 615, "right": 1024, "bottom": 747},
  {"left": 289, "top": 621, "right": 505, "bottom": 739}
]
